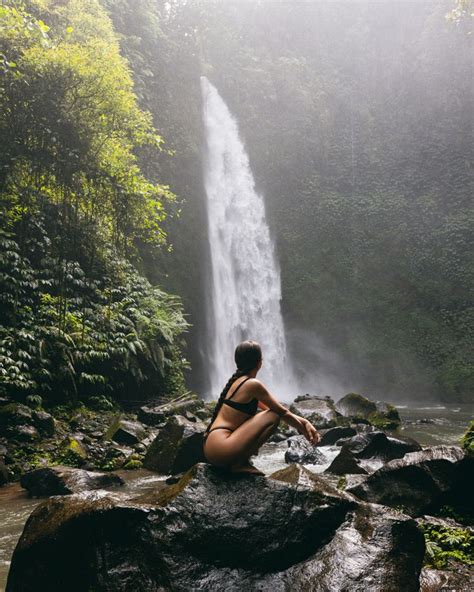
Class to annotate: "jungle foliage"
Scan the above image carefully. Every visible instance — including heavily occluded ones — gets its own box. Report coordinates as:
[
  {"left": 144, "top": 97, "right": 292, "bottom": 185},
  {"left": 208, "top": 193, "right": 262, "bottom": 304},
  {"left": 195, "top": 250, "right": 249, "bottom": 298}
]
[{"left": 0, "top": 0, "right": 189, "bottom": 406}]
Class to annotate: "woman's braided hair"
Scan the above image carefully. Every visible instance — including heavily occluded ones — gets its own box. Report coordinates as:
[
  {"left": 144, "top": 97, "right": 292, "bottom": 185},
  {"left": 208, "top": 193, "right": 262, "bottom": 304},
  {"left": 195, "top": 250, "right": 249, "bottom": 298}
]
[{"left": 205, "top": 340, "right": 262, "bottom": 433}]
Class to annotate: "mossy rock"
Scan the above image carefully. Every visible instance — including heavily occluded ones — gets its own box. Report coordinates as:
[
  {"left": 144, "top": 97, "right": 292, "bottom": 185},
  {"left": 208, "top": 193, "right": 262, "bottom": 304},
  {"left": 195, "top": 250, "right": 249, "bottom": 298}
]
[
  {"left": 123, "top": 459, "right": 143, "bottom": 470},
  {"left": 55, "top": 438, "right": 88, "bottom": 468},
  {"left": 335, "top": 393, "right": 400, "bottom": 429},
  {"left": 461, "top": 420, "right": 474, "bottom": 454}
]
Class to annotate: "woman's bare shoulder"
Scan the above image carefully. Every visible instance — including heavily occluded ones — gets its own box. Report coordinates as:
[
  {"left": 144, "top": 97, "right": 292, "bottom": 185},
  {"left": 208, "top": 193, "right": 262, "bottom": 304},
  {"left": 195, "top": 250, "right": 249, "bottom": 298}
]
[{"left": 246, "top": 378, "right": 267, "bottom": 392}]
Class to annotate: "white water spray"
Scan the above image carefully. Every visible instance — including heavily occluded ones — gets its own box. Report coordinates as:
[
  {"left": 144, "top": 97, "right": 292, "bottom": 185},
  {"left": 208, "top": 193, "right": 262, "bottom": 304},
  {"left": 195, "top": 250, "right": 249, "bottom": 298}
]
[{"left": 201, "top": 76, "right": 298, "bottom": 400}]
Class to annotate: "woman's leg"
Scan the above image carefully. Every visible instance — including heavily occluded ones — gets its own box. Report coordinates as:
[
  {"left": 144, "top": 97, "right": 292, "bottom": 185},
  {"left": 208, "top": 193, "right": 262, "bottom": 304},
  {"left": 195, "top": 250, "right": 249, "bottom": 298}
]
[{"left": 203, "top": 410, "right": 280, "bottom": 467}]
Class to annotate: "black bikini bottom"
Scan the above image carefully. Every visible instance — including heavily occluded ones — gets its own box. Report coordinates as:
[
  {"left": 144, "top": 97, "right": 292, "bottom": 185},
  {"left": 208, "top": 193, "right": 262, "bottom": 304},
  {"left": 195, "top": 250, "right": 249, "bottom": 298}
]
[{"left": 203, "top": 426, "right": 234, "bottom": 440}]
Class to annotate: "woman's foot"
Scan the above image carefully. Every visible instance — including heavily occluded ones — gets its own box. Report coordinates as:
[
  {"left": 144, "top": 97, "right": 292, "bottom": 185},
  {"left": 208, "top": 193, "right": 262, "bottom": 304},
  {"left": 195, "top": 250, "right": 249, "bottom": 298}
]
[{"left": 229, "top": 460, "right": 265, "bottom": 476}]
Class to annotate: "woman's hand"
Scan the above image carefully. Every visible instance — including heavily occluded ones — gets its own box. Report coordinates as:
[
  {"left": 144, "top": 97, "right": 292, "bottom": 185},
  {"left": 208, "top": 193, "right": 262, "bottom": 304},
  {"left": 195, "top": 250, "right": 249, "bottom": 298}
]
[{"left": 296, "top": 416, "right": 321, "bottom": 444}]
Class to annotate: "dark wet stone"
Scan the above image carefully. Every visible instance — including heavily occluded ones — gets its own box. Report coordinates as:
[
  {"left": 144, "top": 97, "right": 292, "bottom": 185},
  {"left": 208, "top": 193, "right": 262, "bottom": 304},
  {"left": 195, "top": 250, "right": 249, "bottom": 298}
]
[
  {"left": 284, "top": 435, "right": 327, "bottom": 464},
  {"left": 20, "top": 465, "right": 124, "bottom": 497},
  {"left": 143, "top": 415, "right": 206, "bottom": 474},
  {"left": 420, "top": 565, "right": 473, "bottom": 592},
  {"left": 0, "top": 403, "right": 33, "bottom": 431},
  {"left": 317, "top": 426, "right": 357, "bottom": 445},
  {"left": 289, "top": 395, "right": 340, "bottom": 428},
  {"left": 7, "top": 424, "right": 39, "bottom": 442},
  {"left": 32, "top": 410, "right": 55, "bottom": 437},
  {"left": 347, "top": 445, "right": 471, "bottom": 516},
  {"left": 6, "top": 463, "right": 424, "bottom": 592},
  {"left": 340, "top": 431, "right": 421, "bottom": 461},
  {"left": 106, "top": 418, "right": 146, "bottom": 445},
  {"left": 325, "top": 446, "right": 368, "bottom": 475}
]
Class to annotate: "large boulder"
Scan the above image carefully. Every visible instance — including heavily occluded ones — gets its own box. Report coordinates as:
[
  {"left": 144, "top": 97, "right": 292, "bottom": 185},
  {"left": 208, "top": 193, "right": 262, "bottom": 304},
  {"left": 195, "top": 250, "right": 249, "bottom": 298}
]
[
  {"left": 20, "top": 466, "right": 124, "bottom": 497},
  {"left": 143, "top": 415, "right": 206, "bottom": 474},
  {"left": 105, "top": 418, "right": 146, "bottom": 446},
  {"left": 138, "top": 393, "right": 209, "bottom": 426},
  {"left": 290, "top": 394, "right": 340, "bottom": 428},
  {"left": 316, "top": 425, "right": 357, "bottom": 445},
  {"left": 284, "top": 435, "right": 327, "bottom": 464},
  {"left": 335, "top": 393, "right": 401, "bottom": 429},
  {"left": 347, "top": 445, "right": 472, "bottom": 516},
  {"left": 338, "top": 431, "right": 422, "bottom": 461},
  {"left": 6, "top": 463, "right": 424, "bottom": 591}
]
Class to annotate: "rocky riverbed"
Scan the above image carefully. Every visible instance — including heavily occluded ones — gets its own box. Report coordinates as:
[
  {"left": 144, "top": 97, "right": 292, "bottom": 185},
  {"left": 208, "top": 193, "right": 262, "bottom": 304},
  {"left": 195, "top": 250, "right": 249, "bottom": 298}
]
[{"left": 1, "top": 392, "right": 473, "bottom": 591}]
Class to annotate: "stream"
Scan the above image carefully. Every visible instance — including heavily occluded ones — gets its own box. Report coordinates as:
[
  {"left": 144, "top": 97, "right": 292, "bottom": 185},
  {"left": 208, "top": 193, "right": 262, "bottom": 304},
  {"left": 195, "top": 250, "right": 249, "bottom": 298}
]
[{"left": 0, "top": 401, "right": 472, "bottom": 591}]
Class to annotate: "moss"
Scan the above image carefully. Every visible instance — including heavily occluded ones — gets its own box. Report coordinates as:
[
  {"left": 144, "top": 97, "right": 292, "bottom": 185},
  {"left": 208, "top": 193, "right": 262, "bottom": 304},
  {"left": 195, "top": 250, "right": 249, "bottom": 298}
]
[
  {"left": 337, "top": 475, "right": 347, "bottom": 490},
  {"left": 461, "top": 420, "right": 474, "bottom": 453},
  {"left": 54, "top": 438, "right": 87, "bottom": 467},
  {"left": 123, "top": 459, "right": 143, "bottom": 470}
]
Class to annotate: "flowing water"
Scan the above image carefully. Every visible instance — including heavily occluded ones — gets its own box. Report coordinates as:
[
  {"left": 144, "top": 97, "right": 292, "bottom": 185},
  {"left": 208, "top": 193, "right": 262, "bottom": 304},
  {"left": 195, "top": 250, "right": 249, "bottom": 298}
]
[
  {"left": 201, "top": 77, "right": 298, "bottom": 399},
  {"left": 0, "top": 402, "right": 471, "bottom": 590}
]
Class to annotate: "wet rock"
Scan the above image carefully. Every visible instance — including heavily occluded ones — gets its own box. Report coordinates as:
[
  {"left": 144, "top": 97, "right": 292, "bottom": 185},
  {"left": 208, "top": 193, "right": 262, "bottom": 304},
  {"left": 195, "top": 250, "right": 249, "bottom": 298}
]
[
  {"left": 105, "top": 418, "right": 146, "bottom": 446},
  {"left": 8, "top": 424, "right": 39, "bottom": 442},
  {"left": 268, "top": 430, "right": 289, "bottom": 443},
  {"left": 284, "top": 435, "right": 327, "bottom": 464},
  {"left": 335, "top": 393, "right": 401, "bottom": 429},
  {"left": 32, "top": 411, "right": 55, "bottom": 437},
  {"left": 317, "top": 426, "right": 357, "bottom": 445},
  {"left": 420, "top": 565, "right": 474, "bottom": 592},
  {"left": 0, "top": 403, "right": 33, "bottom": 433},
  {"left": 143, "top": 415, "right": 206, "bottom": 474},
  {"left": 340, "top": 431, "right": 421, "bottom": 461},
  {"left": 325, "top": 446, "right": 368, "bottom": 475},
  {"left": 20, "top": 466, "right": 124, "bottom": 497},
  {"left": 347, "top": 445, "right": 471, "bottom": 516},
  {"left": 59, "top": 437, "right": 88, "bottom": 466},
  {"left": 290, "top": 394, "right": 340, "bottom": 428},
  {"left": 6, "top": 463, "right": 424, "bottom": 592},
  {"left": 138, "top": 393, "right": 206, "bottom": 426},
  {"left": 100, "top": 444, "right": 133, "bottom": 470}
]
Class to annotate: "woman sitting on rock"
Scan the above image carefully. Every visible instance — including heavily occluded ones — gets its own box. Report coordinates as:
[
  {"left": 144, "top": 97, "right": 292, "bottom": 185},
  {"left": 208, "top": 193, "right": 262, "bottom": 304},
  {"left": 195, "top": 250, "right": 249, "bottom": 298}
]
[{"left": 203, "top": 340, "right": 320, "bottom": 475}]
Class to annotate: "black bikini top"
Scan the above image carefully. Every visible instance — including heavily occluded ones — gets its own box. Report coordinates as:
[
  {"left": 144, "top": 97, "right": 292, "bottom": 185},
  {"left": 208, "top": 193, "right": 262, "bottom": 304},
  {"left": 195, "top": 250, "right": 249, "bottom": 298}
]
[{"left": 221, "top": 376, "right": 258, "bottom": 415}]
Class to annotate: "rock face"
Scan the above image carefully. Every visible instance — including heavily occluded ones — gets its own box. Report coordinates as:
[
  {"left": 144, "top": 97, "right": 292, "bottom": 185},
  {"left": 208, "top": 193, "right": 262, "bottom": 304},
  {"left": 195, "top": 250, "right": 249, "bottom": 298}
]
[
  {"left": 20, "top": 466, "right": 124, "bottom": 496},
  {"left": 138, "top": 393, "right": 209, "bottom": 426},
  {"left": 335, "top": 393, "right": 401, "bottom": 429},
  {"left": 143, "top": 415, "right": 206, "bottom": 474},
  {"left": 347, "top": 445, "right": 471, "bottom": 516},
  {"left": 284, "top": 435, "right": 327, "bottom": 464},
  {"left": 105, "top": 418, "right": 146, "bottom": 445},
  {"left": 325, "top": 446, "right": 368, "bottom": 475},
  {"left": 6, "top": 463, "right": 424, "bottom": 592},
  {"left": 0, "top": 403, "right": 55, "bottom": 441},
  {"left": 338, "top": 431, "right": 422, "bottom": 461},
  {"left": 290, "top": 394, "right": 340, "bottom": 428}
]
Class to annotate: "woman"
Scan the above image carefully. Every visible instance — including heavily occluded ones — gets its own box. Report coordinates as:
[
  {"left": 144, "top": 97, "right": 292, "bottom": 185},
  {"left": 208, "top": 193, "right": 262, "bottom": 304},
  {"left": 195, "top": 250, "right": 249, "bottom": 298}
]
[{"left": 203, "top": 340, "right": 320, "bottom": 475}]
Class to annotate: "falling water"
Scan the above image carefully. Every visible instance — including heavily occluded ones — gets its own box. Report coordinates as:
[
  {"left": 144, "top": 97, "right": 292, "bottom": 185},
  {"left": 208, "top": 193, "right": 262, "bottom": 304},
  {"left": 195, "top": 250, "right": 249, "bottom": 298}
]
[{"left": 201, "top": 76, "right": 298, "bottom": 400}]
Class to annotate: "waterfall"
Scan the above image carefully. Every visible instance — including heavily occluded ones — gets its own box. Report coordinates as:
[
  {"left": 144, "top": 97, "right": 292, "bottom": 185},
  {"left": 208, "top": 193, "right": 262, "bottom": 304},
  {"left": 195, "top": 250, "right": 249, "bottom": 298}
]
[{"left": 201, "top": 76, "right": 298, "bottom": 400}]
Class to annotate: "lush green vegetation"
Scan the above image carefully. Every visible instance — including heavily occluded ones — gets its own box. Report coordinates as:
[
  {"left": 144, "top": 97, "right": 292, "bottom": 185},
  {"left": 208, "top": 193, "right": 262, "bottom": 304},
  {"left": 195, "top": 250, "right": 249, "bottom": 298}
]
[
  {"left": 419, "top": 521, "right": 474, "bottom": 569},
  {"left": 0, "top": 0, "right": 189, "bottom": 407}
]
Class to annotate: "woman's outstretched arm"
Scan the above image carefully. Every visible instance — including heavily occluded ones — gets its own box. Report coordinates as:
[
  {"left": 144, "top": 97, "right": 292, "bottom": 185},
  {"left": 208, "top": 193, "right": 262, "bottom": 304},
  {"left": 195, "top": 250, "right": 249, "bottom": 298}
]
[{"left": 250, "top": 379, "right": 320, "bottom": 444}]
